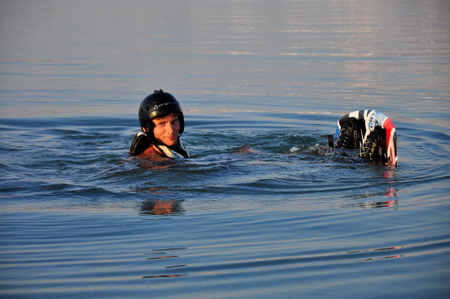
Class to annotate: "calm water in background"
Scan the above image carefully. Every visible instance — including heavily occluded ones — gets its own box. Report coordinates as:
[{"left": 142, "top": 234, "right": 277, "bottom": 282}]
[{"left": 1, "top": 0, "right": 449, "bottom": 298}]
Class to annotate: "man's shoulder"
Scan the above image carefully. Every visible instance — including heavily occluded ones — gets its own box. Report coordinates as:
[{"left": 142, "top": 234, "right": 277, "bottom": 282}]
[{"left": 135, "top": 145, "right": 167, "bottom": 160}]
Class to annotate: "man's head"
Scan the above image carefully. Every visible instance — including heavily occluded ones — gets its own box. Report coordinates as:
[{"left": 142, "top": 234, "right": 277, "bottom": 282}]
[{"left": 138, "top": 90, "right": 185, "bottom": 145}]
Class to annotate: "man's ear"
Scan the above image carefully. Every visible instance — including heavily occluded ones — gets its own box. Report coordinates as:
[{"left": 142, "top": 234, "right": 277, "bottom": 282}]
[{"left": 142, "top": 127, "right": 147, "bottom": 133}]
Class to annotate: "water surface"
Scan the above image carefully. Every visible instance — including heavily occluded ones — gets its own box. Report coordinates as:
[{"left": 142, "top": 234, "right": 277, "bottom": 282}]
[{"left": 1, "top": 0, "right": 449, "bottom": 298}]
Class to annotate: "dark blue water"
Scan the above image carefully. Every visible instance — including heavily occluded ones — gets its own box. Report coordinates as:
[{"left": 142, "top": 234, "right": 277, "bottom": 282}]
[{"left": 1, "top": 0, "right": 449, "bottom": 298}]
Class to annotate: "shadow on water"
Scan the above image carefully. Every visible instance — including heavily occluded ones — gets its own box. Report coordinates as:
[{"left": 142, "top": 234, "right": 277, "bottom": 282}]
[{"left": 139, "top": 199, "right": 185, "bottom": 216}]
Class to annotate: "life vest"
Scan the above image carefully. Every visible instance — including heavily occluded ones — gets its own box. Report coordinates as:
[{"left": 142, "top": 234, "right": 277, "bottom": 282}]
[
  {"left": 155, "top": 140, "right": 190, "bottom": 159},
  {"left": 129, "top": 131, "right": 190, "bottom": 158}
]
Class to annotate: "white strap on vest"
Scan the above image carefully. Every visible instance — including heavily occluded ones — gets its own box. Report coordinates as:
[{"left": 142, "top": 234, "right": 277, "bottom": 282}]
[{"left": 155, "top": 140, "right": 190, "bottom": 158}]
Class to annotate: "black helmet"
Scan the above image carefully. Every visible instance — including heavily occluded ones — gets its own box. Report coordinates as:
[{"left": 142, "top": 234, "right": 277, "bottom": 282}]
[{"left": 138, "top": 89, "right": 185, "bottom": 137}]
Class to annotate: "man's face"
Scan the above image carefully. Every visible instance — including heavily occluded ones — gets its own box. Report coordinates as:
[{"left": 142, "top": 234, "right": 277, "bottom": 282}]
[{"left": 152, "top": 114, "right": 180, "bottom": 146}]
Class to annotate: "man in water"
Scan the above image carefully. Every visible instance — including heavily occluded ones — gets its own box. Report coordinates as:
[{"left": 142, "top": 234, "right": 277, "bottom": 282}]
[{"left": 129, "top": 89, "right": 190, "bottom": 159}]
